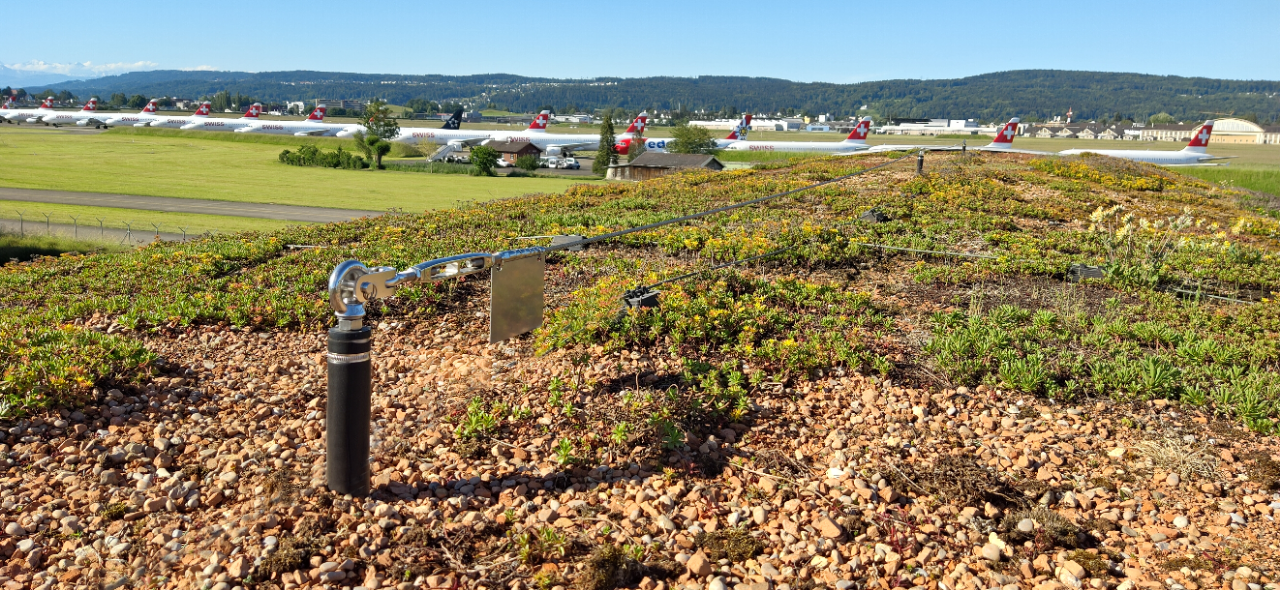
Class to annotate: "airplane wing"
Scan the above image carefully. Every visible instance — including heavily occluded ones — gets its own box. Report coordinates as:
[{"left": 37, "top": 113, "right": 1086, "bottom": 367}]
[
  {"left": 545, "top": 142, "right": 595, "bottom": 152},
  {"left": 1165, "top": 155, "right": 1236, "bottom": 166},
  {"left": 450, "top": 137, "right": 491, "bottom": 148},
  {"left": 972, "top": 146, "right": 1054, "bottom": 155}
]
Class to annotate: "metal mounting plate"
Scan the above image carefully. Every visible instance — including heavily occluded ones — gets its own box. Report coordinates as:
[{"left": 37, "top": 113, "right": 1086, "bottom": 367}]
[{"left": 490, "top": 253, "right": 545, "bottom": 343}]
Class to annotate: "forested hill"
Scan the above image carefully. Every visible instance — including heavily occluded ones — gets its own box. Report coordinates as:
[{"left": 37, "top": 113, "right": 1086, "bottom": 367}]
[{"left": 26, "top": 69, "right": 1280, "bottom": 122}]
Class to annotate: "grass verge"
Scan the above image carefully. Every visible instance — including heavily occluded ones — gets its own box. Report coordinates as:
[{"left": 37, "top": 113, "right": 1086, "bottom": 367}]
[
  {"left": 1177, "top": 166, "right": 1280, "bottom": 199},
  {"left": 1, "top": 231, "right": 127, "bottom": 263},
  {"left": 0, "top": 200, "right": 299, "bottom": 235}
]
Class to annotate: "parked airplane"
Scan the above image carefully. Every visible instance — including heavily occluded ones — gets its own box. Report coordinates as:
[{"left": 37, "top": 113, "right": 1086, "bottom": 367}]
[
  {"left": 4, "top": 97, "right": 56, "bottom": 123},
  {"left": 1058, "top": 120, "right": 1228, "bottom": 166},
  {"left": 32, "top": 97, "right": 114, "bottom": 127},
  {"left": 148, "top": 102, "right": 213, "bottom": 129},
  {"left": 237, "top": 105, "right": 361, "bottom": 136},
  {"left": 723, "top": 117, "right": 873, "bottom": 153},
  {"left": 102, "top": 99, "right": 161, "bottom": 127},
  {"left": 181, "top": 103, "right": 263, "bottom": 132}
]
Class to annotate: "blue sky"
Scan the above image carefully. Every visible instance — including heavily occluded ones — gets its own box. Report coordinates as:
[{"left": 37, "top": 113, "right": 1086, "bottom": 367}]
[{"left": 7, "top": 0, "right": 1279, "bottom": 83}]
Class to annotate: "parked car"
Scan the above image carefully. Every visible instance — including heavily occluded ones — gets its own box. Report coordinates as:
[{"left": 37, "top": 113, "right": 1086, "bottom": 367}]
[{"left": 539, "top": 156, "right": 581, "bottom": 170}]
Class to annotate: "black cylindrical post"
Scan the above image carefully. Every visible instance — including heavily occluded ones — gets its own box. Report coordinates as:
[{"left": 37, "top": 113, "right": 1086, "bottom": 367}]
[
  {"left": 327, "top": 326, "right": 373, "bottom": 496},
  {"left": 916, "top": 151, "right": 924, "bottom": 175}
]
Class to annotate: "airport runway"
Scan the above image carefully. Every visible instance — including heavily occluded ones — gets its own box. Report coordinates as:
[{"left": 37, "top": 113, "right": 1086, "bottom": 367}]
[{"left": 0, "top": 187, "right": 382, "bottom": 222}]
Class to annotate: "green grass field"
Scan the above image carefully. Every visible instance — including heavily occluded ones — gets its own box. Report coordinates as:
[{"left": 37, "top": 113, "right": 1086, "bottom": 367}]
[
  {"left": 0, "top": 127, "right": 602, "bottom": 211},
  {"left": 1176, "top": 166, "right": 1280, "bottom": 196},
  {"left": 0, "top": 231, "right": 128, "bottom": 262},
  {"left": 0, "top": 200, "right": 296, "bottom": 235}
]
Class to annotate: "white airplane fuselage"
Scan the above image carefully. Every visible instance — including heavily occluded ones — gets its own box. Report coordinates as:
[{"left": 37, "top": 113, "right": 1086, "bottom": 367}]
[
  {"left": 237, "top": 121, "right": 355, "bottom": 136},
  {"left": 723, "top": 139, "right": 868, "bottom": 153},
  {"left": 149, "top": 114, "right": 209, "bottom": 129},
  {"left": 103, "top": 112, "right": 161, "bottom": 127},
  {"left": 639, "top": 137, "right": 743, "bottom": 153},
  {"left": 390, "top": 128, "right": 492, "bottom": 145},
  {"left": 36, "top": 109, "right": 117, "bottom": 126},
  {"left": 182, "top": 117, "right": 259, "bottom": 132},
  {"left": 2, "top": 108, "right": 46, "bottom": 122},
  {"left": 1056, "top": 147, "right": 1220, "bottom": 166},
  {"left": 489, "top": 131, "right": 600, "bottom": 152}
]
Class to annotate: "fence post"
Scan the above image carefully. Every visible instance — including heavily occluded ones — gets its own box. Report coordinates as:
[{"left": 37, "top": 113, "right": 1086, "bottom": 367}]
[
  {"left": 71, "top": 215, "right": 79, "bottom": 239},
  {"left": 325, "top": 261, "right": 374, "bottom": 496},
  {"left": 916, "top": 151, "right": 924, "bottom": 175},
  {"left": 43, "top": 213, "right": 51, "bottom": 235},
  {"left": 17, "top": 211, "right": 23, "bottom": 236},
  {"left": 151, "top": 223, "right": 161, "bottom": 239},
  {"left": 180, "top": 227, "right": 188, "bottom": 242},
  {"left": 97, "top": 218, "right": 105, "bottom": 239}
]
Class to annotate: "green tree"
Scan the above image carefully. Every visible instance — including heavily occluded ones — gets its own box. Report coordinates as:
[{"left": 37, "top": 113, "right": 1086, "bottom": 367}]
[
  {"left": 470, "top": 146, "right": 499, "bottom": 176},
  {"left": 667, "top": 124, "right": 718, "bottom": 154},
  {"left": 108, "top": 93, "right": 127, "bottom": 108},
  {"left": 127, "top": 95, "right": 149, "bottom": 109},
  {"left": 592, "top": 118, "right": 617, "bottom": 175},
  {"left": 362, "top": 99, "right": 401, "bottom": 141},
  {"left": 352, "top": 132, "right": 393, "bottom": 170},
  {"left": 405, "top": 98, "right": 439, "bottom": 113},
  {"left": 209, "top": 90, "right": 231, "bottom": 112},
  {"left": 1148, "top": 112, "right": 1176, "bottom": 126},
  {"left": 515, "top": 154, "right": 540, "bottom": 171}
]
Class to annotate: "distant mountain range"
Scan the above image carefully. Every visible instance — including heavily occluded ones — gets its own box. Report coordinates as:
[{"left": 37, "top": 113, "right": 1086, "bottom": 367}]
[
  {"left": 14, "top": 69, "right": 1280, "bottom": 122},
  {"left": 0, "top": 65, "right": 84, "bottom": 87}
]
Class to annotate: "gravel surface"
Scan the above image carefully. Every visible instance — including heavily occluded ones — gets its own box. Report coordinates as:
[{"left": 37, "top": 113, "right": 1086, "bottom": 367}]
[{"left": 1, "top": 304, "right": 1277, "bottom": 590}]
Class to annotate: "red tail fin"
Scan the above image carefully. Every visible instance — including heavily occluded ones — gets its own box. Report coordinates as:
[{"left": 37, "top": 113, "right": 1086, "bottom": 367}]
[
  {"left": 307, "top": 106, "right": 326, "bottom": 121},
  {"left": 725, "top": 128, "right": 740, "bottom": 140},
  {"left": 39, "top": 97, "right": 54, "bottom": 109},
  {"left": 622, "top": 112, "right": 648, "bottom": 136},
  {"left": 845, "top": 116, "right": 871, "bottom": 141},
  {"left": 1, "top": 97, "right": 12, "bottom": 109},
  {"left": 193, "top": 102, "right": 211, "bottom": 116},
  {"left": 244, "top": 103, "right": 262, "bottom": 118},
  {"left": 142, "top": 99, "right": 158, "bottom": 113},
  {"left": 81, "top": 97, "right": 98, "bottom": 111},
  {"left": 1187, "top": 120, "right": 1214, "bottom": 148},
  {"left": 528, "top": 110, "right": 550, "bottom": 130},
  {"left": 992, "top": 118, "right": 1020, "bottom": 145}
]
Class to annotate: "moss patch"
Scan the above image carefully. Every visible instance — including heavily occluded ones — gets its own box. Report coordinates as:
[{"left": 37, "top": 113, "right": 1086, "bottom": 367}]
[{"left": 694, "top": 527, "right": 765, "bottom": 563}]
